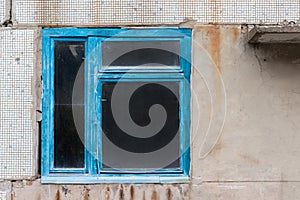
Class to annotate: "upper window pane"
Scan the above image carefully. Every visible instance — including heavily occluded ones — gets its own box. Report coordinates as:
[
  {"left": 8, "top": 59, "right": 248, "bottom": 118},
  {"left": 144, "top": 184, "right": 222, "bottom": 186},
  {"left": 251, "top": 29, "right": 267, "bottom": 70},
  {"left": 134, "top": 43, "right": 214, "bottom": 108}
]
[
  {"left": 102, "top": 41, "right": 180, "bottom": 68},
  {"left": 54, "top": 41, "right": 85, "bottom": 169}
]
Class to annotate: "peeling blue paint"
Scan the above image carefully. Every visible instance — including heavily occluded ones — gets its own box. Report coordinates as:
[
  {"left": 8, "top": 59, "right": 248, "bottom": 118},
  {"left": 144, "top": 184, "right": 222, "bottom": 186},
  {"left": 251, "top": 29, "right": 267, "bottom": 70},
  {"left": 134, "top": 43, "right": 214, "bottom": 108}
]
[{"left": 41, "top": 28, "right": 191, "bottom": 184}]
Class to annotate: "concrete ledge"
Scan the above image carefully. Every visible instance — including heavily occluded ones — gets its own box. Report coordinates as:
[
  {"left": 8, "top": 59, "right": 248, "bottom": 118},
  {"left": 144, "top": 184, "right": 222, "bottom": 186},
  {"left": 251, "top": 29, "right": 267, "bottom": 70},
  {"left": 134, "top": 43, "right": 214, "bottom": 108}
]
[{"left": 248, "top": 25, "right": 300, "bottom": 43}]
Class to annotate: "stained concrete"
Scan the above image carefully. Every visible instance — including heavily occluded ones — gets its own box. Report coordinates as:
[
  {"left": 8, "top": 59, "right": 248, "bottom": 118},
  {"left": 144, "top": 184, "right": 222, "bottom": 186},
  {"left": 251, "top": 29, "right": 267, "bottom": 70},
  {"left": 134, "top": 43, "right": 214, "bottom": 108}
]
[{"left": 248, "top": 25, "right": 300, "bottom": 44}]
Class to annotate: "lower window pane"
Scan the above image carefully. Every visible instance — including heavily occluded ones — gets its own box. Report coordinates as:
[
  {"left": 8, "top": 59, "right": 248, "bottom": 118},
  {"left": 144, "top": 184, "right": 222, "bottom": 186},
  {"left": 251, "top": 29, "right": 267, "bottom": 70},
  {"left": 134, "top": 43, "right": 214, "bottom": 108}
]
[{"left": 101, "top": 81, "right": 180, "bottom": 170}]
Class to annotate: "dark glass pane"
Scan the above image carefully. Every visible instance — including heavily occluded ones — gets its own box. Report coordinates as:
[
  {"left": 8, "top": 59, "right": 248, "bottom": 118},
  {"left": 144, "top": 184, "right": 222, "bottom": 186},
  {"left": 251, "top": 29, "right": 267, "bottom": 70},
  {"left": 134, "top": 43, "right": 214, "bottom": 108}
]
[
  {"left": 54, "top": 41, "right": 85, "bottom": 168},
  {"left": 102, "top": 41, "right": 180, "bottom": 67},
  {"left": 101, "top": 82, "right": 180, "bottom": 170}
]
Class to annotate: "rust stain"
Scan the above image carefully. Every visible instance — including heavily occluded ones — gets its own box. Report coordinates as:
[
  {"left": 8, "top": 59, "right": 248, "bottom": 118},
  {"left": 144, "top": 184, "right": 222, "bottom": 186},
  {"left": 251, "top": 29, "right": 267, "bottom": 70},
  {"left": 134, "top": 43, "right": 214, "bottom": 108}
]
[
  {"left": 232, "top": 27, "right": 240, "bottom": 43},
  {"left": 119, "top": 184, "right": 124, "bottom": 200},
  {"left": 239, "top": 154, "right": 260, "bottom": 165},
  {"left": 167, "top": 187, "right": 171, "bottom": 200},
  {"left": 83, "top": 186, "right": 90, "bottom": 200},
  {"left": 208, "top": 25, "right": 222, "bottom": 73},
  {"left": 55, "top": 189, "right": 60, "bottom": 200},
  {"left": 130, "top": 185, "right": 134, "bottom": 200},
  {"left": 105, "top": 186, "right": 110, "bottom": 200},
  {"left": 151, "top": 190, "right": 157, "bottom": 200}
]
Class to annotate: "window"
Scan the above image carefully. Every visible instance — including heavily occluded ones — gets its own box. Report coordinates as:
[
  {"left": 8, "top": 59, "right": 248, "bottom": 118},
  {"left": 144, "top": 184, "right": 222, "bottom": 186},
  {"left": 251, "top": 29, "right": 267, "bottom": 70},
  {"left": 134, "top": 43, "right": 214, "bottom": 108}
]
[{"left": 41, "top": 28, "right": 191, "bottom": 183}]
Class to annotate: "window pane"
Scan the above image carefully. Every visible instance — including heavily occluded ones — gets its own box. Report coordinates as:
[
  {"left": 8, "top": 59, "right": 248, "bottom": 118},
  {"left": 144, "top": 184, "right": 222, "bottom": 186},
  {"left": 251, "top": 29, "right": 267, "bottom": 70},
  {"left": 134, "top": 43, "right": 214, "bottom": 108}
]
[
  {"left": 102, "top": 82, "right": 180, "bottom": 170},
  {"left": 54, "top": 41, "right": 85, "bottom": 168},
  {"left": 102, "top": 41, "right": 180, "bottom": 67}
]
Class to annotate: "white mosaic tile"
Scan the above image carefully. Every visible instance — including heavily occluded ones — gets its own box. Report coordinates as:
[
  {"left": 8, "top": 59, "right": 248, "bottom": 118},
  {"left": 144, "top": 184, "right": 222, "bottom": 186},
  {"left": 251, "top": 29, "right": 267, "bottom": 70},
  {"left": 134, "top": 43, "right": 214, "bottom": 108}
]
[
  {"left": 0, "top": 29, "right": 34, "bottom": 179},
  {"left": 0, "top": 0, "right": 6, "bottom": 23},
  {"left": 15, "top": 0, "right": 300, "bottom": 25}
]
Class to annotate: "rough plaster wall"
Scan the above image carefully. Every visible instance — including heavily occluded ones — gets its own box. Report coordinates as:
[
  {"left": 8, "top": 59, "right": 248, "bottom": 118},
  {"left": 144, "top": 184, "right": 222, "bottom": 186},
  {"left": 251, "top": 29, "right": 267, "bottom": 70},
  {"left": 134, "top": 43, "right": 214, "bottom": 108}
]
[
  {"left": 14, "top": 0, "right": 300, "bottom": 25},
  {"left": 0, "top": 29, "right": 34, "bottom": 179},
  {"left": 190, "top": 25, "right": 300, "bottom": 199},
  {"left": 193, "top": 25, "right": 300, "bottom": 182}
]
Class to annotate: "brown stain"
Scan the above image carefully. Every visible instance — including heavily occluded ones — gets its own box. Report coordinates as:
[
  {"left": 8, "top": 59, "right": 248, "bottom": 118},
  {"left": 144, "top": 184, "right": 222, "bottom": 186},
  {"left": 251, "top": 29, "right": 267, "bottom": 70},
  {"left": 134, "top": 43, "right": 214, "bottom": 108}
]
[
  {"left": 151, "top": 190, "right": 157, "bottom": 200},
  {"left": 167, "top": 187, "right": 171, "bottom": 200},
  {"left": 83, "top": 187, "right": 90, "bottom": 200},
  {"left": 208, "top": 25, "right": 222, "bottom": 73},
  {"left": 214, "top": 141, "right": 223, "bottom": 152},
  {"left": 55, "top": 189, "right": 60, "bottom": 200},
  {"left": 119, "top": 184, "right": 124, "bottom": 200},
  {"left": 232, "top": 27, "right": 240, "bottom": 43},
  {"left": 130, "top": 185, "right": 134, "bottom": 200},
  {"left": 105, "top": 186, "right": 110, "bottom": 200},
  {"left": 239, "top": 154, "right": 260, "bottom": 165},
  {"left": 210, "top": 137, "right": 224, "bottom": 156}
]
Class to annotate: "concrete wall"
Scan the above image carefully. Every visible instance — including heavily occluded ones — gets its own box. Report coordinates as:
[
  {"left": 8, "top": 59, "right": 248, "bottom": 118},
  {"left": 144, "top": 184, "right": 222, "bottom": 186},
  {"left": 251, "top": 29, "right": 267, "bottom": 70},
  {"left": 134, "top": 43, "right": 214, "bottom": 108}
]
[{"left": 1, "top": 0, "right": 300, "bottom": 199}]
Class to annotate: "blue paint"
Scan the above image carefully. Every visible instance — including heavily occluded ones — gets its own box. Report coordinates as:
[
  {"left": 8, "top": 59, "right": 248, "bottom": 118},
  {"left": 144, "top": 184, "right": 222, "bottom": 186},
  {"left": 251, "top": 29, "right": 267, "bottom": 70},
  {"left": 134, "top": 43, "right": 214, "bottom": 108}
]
[{"left": 41, "top": 28, "right": 191, "bottom": 184}]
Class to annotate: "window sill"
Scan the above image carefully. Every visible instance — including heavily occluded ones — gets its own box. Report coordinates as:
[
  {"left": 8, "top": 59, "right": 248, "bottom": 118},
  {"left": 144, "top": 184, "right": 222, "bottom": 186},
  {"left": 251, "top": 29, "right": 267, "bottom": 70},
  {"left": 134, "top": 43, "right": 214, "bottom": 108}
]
[{"left": 41, "top": 174, "right": 190, "bottom": 184}]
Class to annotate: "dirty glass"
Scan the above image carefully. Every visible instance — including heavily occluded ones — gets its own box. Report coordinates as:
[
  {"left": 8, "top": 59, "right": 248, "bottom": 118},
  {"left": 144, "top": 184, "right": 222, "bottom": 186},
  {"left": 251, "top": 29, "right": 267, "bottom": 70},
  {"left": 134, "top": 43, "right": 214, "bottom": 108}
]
[
  {"left": 54, "top": 41, "right": 85, "bottom": 168},
  {"left": 102, "top": 41, "right": 180, "bottom": 67},
  {"left": 101, "top": 81, "right": 180, "bottom": 170}
]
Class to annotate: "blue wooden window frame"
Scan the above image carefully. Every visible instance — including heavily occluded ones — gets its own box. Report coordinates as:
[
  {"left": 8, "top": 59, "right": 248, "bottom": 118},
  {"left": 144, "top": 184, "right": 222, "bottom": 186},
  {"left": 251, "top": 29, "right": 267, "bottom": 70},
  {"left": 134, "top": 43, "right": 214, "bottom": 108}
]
[{"left": 41, "top": 28, "right": 191, "bottom": 184}]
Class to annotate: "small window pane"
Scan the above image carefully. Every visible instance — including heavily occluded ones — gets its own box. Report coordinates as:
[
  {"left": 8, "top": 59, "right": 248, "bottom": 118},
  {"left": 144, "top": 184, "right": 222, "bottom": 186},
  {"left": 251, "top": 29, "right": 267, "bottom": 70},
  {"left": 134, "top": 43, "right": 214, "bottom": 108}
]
[
  {"left": 54, "top": 41, "right": 85, "bottom": 168},
  {"left": 102, "top": 41, "right": 180, "bottom": 67},
  {"left": 101, "top": 81, "right": 180, "bottom": 170}
]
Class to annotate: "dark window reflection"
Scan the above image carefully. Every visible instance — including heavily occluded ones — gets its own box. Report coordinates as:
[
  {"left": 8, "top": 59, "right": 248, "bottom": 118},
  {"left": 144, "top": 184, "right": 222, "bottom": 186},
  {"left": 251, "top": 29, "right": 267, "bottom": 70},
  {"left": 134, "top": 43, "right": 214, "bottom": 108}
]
[
  {"left": 102, "top": 82, "right": 180, "bottom": 170},
  {"left": 54, "top": 41, "right": 85, "bottom": 168},
  {"left": 102, "top": 41, "right": 180, "bottom": 67}
]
